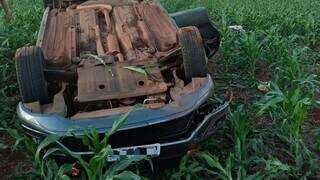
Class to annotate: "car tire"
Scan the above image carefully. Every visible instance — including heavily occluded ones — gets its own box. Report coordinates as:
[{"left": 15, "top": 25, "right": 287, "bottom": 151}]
[
  {"left": 171, "top": 7, "right": 221, "bottom": 58},
  {"left": 43, "top": 0, "right": 51, "bottom": 8},
  {"left": 15, "top": 46, "right": 49, "bottom": 104},
  {"left": 177, "top": 26, "right": 207, "bottom": 83},
  {"left": 43, "top": 0, "right": 58, "bottom": 8}
]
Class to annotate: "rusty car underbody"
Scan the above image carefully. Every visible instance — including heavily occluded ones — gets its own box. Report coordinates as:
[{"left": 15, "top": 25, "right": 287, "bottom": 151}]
[
  {"left": 25, "top": 0, "right": 202, "bottom": 118},
  {"left": 15, "top": 0, "right": 228, "bottom": 162}
]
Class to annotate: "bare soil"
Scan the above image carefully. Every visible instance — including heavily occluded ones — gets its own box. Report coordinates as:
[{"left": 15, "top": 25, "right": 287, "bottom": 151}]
[{"left": 0, "top": 132, "right": 31, "bottom": 179}]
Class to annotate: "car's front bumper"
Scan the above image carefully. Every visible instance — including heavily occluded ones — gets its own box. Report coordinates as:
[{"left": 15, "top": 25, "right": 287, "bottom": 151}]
[
  {"left": 151, "top": 102, "right": 229, "bottom": 160},
  {"left": 21, "top": 102, "right": 229, "bottom": 160},
  {"left": 17, "top": 75, "right": 229, "bottom": 159}
]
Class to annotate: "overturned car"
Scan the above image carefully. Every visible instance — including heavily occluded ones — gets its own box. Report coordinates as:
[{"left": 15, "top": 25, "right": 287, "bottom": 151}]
[{"left": 15, "top": 0, "right": 229, "bottom": 162}]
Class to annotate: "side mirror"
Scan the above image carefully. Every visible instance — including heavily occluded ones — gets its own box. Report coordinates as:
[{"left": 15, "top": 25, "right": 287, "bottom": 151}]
[
  {"left": 170, "top": 7, "right": 221, "bottom": 58},
  {"left": 1, "top": 0, "right": 11, "bottom": 23}
]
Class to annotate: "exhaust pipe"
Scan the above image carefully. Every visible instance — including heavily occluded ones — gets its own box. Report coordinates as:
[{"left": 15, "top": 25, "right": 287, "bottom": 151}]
[{"left": 0, "top": 0, "right": 11, "bottom": 23}]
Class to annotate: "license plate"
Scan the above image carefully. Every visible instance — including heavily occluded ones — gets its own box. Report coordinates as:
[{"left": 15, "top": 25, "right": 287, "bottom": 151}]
[{"left": 107, "top": 143, "right": 161, "bottom": 162}]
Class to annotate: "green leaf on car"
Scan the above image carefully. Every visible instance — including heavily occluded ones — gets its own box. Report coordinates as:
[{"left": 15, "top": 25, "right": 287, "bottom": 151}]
[{"left": 123, "top": 66, "right": 148, "bottom": 76}]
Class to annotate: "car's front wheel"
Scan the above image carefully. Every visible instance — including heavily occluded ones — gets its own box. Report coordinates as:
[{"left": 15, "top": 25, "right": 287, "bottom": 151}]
[
  {"left": 177, "top": 26, "right": 207, "bottom": 84},
  {"left": 43, "top": 0, "right": 60, "bottom": 8},
  {"left": 43, "top": 0, "right": 52, "bottom": 8},
  {"left": 15, "top": 46, "right": 49, "bottom": 104}
]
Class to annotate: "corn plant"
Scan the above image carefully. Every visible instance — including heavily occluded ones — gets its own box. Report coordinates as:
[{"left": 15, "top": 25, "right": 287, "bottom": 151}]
[
  {"left": 63, "top": 110, "right": 145, "bottom": 180},
  {"left": 196, "top": 152, "right": 233, "bottom": 180},
  {"left": 0, "top": 126, "right": 38, "bottom": 156},
  {"left": 236, "top": 32, "right": 262, "bottom": 78},
  {"left": 1, "top": 0, "right": 320, "bottom": 178},
  {"left": 170, "top": 155, "right": 204, "bottom": 180},
  {"left": 15, "top": 108, "right": 145, "bottom": 180},
  {"left": 159, "top": 0, "right": 196, "bottom": 13},
  {"left": 33, "top": 133, "right": 70, "bottom": 179},
  {"left": 303, "top": 14, "right": 317, "bottom": 47},
  {"left": 263, "top": 26, "right": 290, "bottom": 62},
  {"left": 229, "top": 106, "right": 250, "bottom": 162},
  {"left": 257, "top": 83, "right": 313, "bottom": 138},
  {"left": 263, "top": 157, "right": 291, "bottom": 179},
  {"left": 256, "top": 82, "right": 319, "bottom": 177},
  {"left": 229, "top": 107, "right": 264, "bottom": 179}
]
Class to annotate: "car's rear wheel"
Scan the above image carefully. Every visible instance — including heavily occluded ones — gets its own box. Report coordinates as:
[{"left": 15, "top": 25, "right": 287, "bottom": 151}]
[
  {"left": 43, "top": 0, "right": 52, "bottom": 8},
  {"left": 15, "top": 46, "right": 49, "bottom": 104},
  {"left": 177, "top": 26, "right": 207, "bottom": 83}
]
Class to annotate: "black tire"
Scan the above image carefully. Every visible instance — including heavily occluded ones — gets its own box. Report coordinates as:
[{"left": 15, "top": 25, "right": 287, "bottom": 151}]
[
  {"left": 15, "top": 46, "right": 49, "bottom": 104},
  {"left": 43, "top": 0, "right": 58, "bottom": 8},
  {"left": 43, "top": 0, "right": 51, "bottom": 8},
  {"left": 178, "top": 26, "right": 207, "bottom": 83},
  {"left": 171, "top": 7, "right": 221, "bottom": 58}
]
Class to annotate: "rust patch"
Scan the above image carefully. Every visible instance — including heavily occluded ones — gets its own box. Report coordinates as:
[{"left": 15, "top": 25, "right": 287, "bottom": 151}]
[
  {"left": 71, "top": 103, "right": 164, "bottom": 119},
  {"left": 137, "top": 3, "right": 177, "bottom": 51},
  {"left": 76, "top": 3, "right": 112, "bottom": 11},
  {"left": 41, "top": 0, "right": 178, "bottom": 66},
  {"left": 39, "top": 0, "right": 185, "bottom": 109},
  {"left": 76, "top": 60, "right": 168, "bottom": 102},
  {"left": 170, "top": 74, "right": 206, "bottom": 102}
]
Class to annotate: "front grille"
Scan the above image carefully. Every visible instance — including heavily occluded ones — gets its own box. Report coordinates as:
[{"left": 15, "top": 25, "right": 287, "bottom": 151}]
[{"left": 60, "top": 103, "right": 214, "bottom": 152}]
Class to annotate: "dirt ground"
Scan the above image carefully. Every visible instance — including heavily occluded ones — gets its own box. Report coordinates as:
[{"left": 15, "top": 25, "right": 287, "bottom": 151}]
[{"left": 0, "top": 132, "right": 31, "bottom": 179}]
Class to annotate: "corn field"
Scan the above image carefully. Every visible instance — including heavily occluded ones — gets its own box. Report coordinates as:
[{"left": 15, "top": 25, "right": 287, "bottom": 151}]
[{"left": 0, "top": 0, "right": 320, "bottom": 179}]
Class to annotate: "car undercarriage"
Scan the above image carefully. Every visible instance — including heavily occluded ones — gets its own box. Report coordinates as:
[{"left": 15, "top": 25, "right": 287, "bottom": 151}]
[
  {"left": 15, "top": 0, "right": 228, "bottom": 162},
  {"left": 16, "top": 0, "right": 219, "bottom": 119}
]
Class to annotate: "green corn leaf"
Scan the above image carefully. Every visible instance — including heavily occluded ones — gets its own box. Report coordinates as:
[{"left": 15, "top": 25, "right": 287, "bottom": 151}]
[
  {"left": 43, "top": 148, "right": 61, "bottom": 160},
  {"left": 44, "top": 159, "right": 59, "bottom": 179},
  {"left": 89, "top": 145, "right": 113, "bottom": 165},
  {"left": 265, "top": 157, "right": 291, "bottom": 173},
  {"left": 225, "top": 154, "right": 234, "bottom": 179},
  {"left": 123, "top": 66, "right": 148, "bottom": 76},
  {"left": 257, "top": 96, "right": 283, "bottom": 116},
  {"left": 81, "top": 133, "right": 92, "bottom": 150},
  {"left": 88, "top": 128, "right": 102, "bottom": 152},
  {"left": 107, "top": 105, "right": 142, "bottom": 137},
  {"left": 56, "top": 163, "right": 74, "bottom": 180},
  {"left": 241, "top": 172, "right": 264, "bottom": 180},
  {"left": 109, "top": 111, "right": 131, "bottom": 136},
  {"left": 12, "top": 137, "right": 24, "bottom": 151},
  {"left": 0, "top": 142, "right": 8, "bottom": 150},
  {"left": 105, "top": 156, "right": 145, "bottom": 179},
  {"left": 82, "top": 54, "right": 106, "bottom": 66},
  {"left": 59, "top": 175, "right": 70, "bottom": 180},
  {"left": 5, "top": 128, "right": 22, "bottom": 140},
  {"left": 196, "top": 152, "right": 226, "bottom": 174},
  {"left": 112, "top": 171, "right": 141, "bottom": 180},
  {"left": 82, "top": 54, "right": 114, "bottom": 76},
  {"left": 35, "top": 134, "right": 61, "bottom": 164},
  {"left": 1, "top": 128, "right": 25, "bottom": 150}
]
